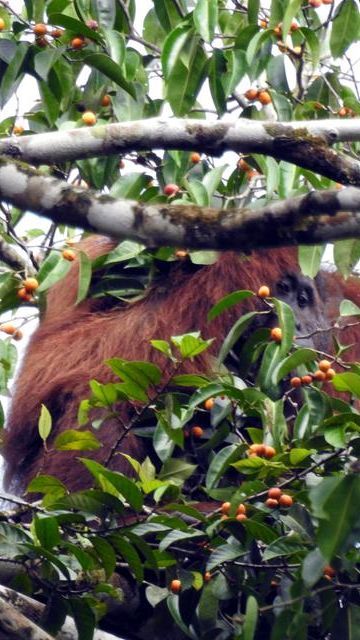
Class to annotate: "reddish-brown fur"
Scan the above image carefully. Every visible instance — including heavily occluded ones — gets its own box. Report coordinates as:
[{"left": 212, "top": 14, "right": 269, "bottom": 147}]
[{"left": 3, "top": 238, "right": 359, "bottom": 494}]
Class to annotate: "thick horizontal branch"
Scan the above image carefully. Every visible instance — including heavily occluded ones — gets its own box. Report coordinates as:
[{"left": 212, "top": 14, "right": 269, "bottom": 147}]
[
  {"left": 1, "top": 158, "right": 360, "bottom": 250},
  {"left": 2, "top": 118, "right": 360, "bottom": 186},
  {"left": 0, "top": 585, "right": 122, "bottom": 640},
  {"left": 0, "top": 238, "right": 32, "bottom": 274}
]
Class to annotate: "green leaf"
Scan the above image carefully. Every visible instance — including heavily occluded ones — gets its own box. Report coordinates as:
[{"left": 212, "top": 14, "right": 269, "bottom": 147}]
[
  {"left": 80, "top": 459, "right": 143, "bottom": 510},
  {"left": 89, "top": 380, "right": 118, "bottom": 406},
  {"left": 39, "top": 80, "right": 60, "bottom": 126},
  {"left": 193, "top": 0, "right": 218, "bottom": 43},
  {"left": 69, "top": 597, "right": 96, "bottom": 640},
  {"left": 274, "top": 348, "right": 317, "bottom": 383},
  {"left": 37, "top": 256, "right": 71, "bottom": 293},
  {"left": 109, "top": 533, "right": 144, "bottom": 582},
  {"left": 340, "top": 299, "right": 360, "bottom": 316},
  {"left": 289, "top": 448, "right": 314, "bottom": 465},
  {"left": 103, "top": 30, "right": 125, "bottom": 66},
  {"left": 171, "top": 332, "right": 213, "bottom": 359},
  {"left": 205, "top": 445, "right": 242, "bottom": 489},
  {"left": 311, "top": 476, "right": 360, "bottom": 559},
  {"left": 208, "top": 290, "right": 254, "bottom": 321},
  {"left": 207, "top": 543, "right": 244, "bottom": 571},
  {"left": 185, "top": 179, "right": 209, "bottom": 206},
  {"left": 243, "top": 595, "right": 258, "bottom": 640},
  {"left": 330, "top": 0, "right": 360, "bottom": 58},
  {"left": 34, "top": 516, "right": 61, "bottom": 550},
  {"left": 167, "top": 595, "right": 194, "bottom": 638},
  {"left": 273, "top": 299, "right": 295, "bottom": 355},
  {"left": 282, "top": 0, "right": 302, "bottom": 38},
  {"left": 0, "top": 42, "right": 27, "bottom": 107},
  {"left": 332, "top": 372, "right": 360, "bottom": 397},
  {"left": 26, "top": 475, "right": 67, "bottom": 498},
  {"left": 54, "top": 430, "right": 101, "bottom": 451},
  {"left": 91, "top": 536, "right": 116, "bottom": 579},
  {"left": 162, "top": 24, "right": 192, "bottom": 80},
  {"left": 48, "top": 13, "right": 103, "bottom": 41},
  {"left": 217, "top": 311, "right": 258, "bottom": 365},
  {"left": 154, "top": 0, "right": 183, "bottom": 31},
  {"left": 84, "top": 53, "right": 136, "bottom": 98},
  {"left": 38, "top": 404, "right": 52, "bottom": 443},
  {"left": 76, "top": 251, "right": 92, "bottom": 304},
  {"left": 150, "top": 339, "right": 173, "bottom": 358},
  {"left": 170, "top": 374, "right": 210, "bottom": 387},
  {"left": 159, "top": 528, "right": 203, "bottom": 552},
  {"left": 298, "top": 245, "right": 325, "bottom": 278}
]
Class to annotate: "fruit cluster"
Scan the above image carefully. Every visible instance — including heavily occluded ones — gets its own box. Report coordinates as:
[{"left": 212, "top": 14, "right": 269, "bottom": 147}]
[
  {"left": 17, "top": 277, "right": 39, "bottom": 303},
  {"left": 244, "top": 89, "right": 272, "bottom": 105},
  {"left": 0, "top": 323, "right": 22, "bottom": 341},
  {"left": 221, "top": 501, "right": 248, "bottom": 521},
  {"left": 247, "top": 443, "right": 276, "bottom": 459},
  {"left": 237, "top": 158, "right": 260, "bottom": 181},
  {"left": 290, "top": 359, "right": 336, "bottom": 389},
  {"left": 265, "top": 487, "right": 293, "bottom": 508}
]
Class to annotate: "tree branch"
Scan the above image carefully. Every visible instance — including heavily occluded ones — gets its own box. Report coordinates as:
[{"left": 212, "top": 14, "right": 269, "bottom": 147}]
[
  {"left": 1, "top": 158, "right": 360, "bottom": 249},
  {"left": 1, "top": 118, "right": 360, "bottom": 185},
  {"left": 0, "top": 586, "right": 123, "bottom": 640},
  {"left": 0, "top": 237, "right": 33, "bottom": 274}
]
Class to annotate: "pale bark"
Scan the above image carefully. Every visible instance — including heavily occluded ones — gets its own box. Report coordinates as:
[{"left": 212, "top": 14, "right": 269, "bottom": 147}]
[
  {"left": 0, "top": 585, "right": 123, "bottom": 640},
  {"left": 1, "top": 118, "right": 360, "bottom": 185},
  {"left": 0, "top": 158, "right": 360, "bottom": 250}
]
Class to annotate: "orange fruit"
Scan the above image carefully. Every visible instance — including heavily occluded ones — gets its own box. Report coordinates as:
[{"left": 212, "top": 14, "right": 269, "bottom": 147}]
[
  {"left": 270, "top": 327, "right": 282, "bottom": 342},
  {"left": 51, "top": 28, "right": 63, "bottom": 38},
  {"left": 325, "top": 368, "right": 336, "bottom": 380},
  {"left": 236, "top": 503, "right": 246, "bottom": 515},
  {"left": 313, "top": 370, "right": 326, "bottom": 382},
  {"left": 0, "top": 323, "right": 16, "bottom": 335},
  {"left": 220, "top": 502, "right": 231, "bottom": 515},
  {"left": 244, "top": 88, "right": 258, "bottom": 101},
  {"left": 301, "top": 375, "right": 313, "bottom": 385},
  {"left": 71, "top": 36, "right": 85, "bottom": 49},
  {"left": 190, "top": 152, "right": 201, "bottom": 163},
  {"left": 101, "top": 94, "right": 111, "bottom": 107},
  {"left": 258, "top": 285, "right": 270, "bottom": 298},
  {"left": 290, "top": 377, "right": 302, "bottom": 388},
  {"left": 82, "top": 111, "right": 97, "bottom": 126},
  {"left": 323, "top": 565, "right": 336, "bottom": 578},
  {"left": 17, "top": 288, "right": 33, "bottom": 302},
  {"left": 163, "top": 183, "right": 180, "bottom": 196},
  {"left": 267, "top": 487, "right": 282, "bottom": 500},
  {"left": 0, "top": 18, "right": 5, "bottom": 31},
  {"left": 33, "top": 23, "right": 47, "bottom": 36},
  {"left": 175, "top": 250, "right": 188, "bottom": 259},
  {"left": 237, "top": 158, "right": 251, "bottom": 171},
  {"left": 191, "top": 425, "right": 203, "bottom": 438},
  {"left": 318, "top": 359, "right": 331, "bottom": 372},
  {"left": 13, "top": 125, "right": 24, "bottom": 135},
  {"left": 22, "top": 277, "right": 39, "bottom": 292},
  {"left": 236, "top": 513, "right": 247, "bottom": 522},
  {"left": 170, "top": 579, "right": 182, "bottom": 594},
  {"left": 278, "top": 494, "right": 293, "bottom": 507},
  {"left": 265, "top": 498, "right": 278, "bottom": 508},
  {"left": 264, "top": 445, "right": 276, "bottom": 459},
  {"left": 62, "top": 249, "right": 76, "bottom": 261},
  {"left": 204, "top": 397, "right": 215, "bottom": 410},
  {"left": 248, "top": 443, "right": 266, "bottom": 456},
  {"left": 258, "top": 90, "right": 272, "bottom": 105}
]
